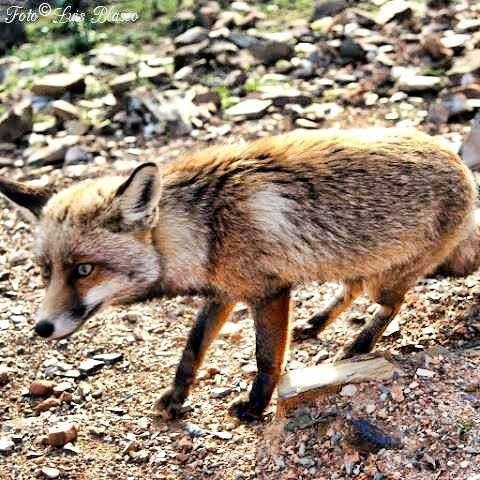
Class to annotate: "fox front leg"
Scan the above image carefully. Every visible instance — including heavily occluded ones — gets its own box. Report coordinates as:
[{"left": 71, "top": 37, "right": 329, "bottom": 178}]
[
  {"left": 155, "top": 299, "right": 235, "bottom": 419},
  {"left": 229, "top": 288, "right": 292, "bottom": 422}
]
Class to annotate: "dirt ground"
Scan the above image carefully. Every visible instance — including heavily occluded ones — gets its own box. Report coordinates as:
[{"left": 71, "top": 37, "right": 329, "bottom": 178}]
[
  {"left": 1, "top": 181, "right": 480, "bottom": 479},
  {"left": 1, "top": 0, "right": 480, "bottom": 478}
]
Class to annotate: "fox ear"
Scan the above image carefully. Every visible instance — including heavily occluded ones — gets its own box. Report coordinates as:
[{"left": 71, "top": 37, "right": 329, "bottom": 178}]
[
  {"left": 0, "top": 176, "right": 51, "bottom": 221},
  {"left": 115, "top": 162, "right": 161, "bottom": 227}
]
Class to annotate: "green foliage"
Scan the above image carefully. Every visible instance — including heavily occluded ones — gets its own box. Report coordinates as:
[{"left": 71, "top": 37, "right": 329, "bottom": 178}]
[
  {"left": 457, "top": 419, "right": 477, "bottom": 438},
  {"left": 215, "top": 85, "right": 236, "bottom": 109}
]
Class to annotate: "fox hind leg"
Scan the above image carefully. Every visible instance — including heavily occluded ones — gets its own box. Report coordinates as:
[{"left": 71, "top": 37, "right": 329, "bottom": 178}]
[
  {"left": 229, "top": 287, "right": 292, "bottom": 422},
  {"left": 294, "top": 280, "right": 363, "bottom": 341},
  {"left": 155, "top": 299, "right": 235, "bottom": 419}
]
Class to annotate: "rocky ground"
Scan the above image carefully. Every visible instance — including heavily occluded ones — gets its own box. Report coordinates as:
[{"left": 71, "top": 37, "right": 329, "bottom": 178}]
[{"left": 1, "top": 0, "right": 480, "bottom": 479}]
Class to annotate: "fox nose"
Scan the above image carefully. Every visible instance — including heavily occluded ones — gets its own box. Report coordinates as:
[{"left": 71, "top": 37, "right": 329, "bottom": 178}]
[{"left": 34, "top": 320, "right": 54, "bottom": 338}]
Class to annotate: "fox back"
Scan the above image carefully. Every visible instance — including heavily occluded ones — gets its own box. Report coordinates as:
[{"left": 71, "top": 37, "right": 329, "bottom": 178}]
[{"left": 0, "top": 127, "right": 477, "bottom": 339}]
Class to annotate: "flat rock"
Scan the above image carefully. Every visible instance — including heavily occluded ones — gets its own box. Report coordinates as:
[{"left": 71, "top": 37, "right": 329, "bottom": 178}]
[
  {"left": 35, "top": 397, "right": 61, "bottom": 413},
  {"left": 396, "top": 74, "right": 441, "bottom": 92},
  {"left": 174, "top": 26, "right": 209, "bottom": 46},
  {"left": 32, "top": 73, "right": 85, "bottom": 97},
  {"left": 225, "top": 98, "right": 272, "bottom": 118},
  {"left": 51, "top": 100, "right": 80, "bottom": 121},
  {"left": 92, "top": 352, "right": 123, "bottom": 364},
  {"left": 109, "top": 72, "right": 137, "bottom": 95},
  {"left": 278, "top": 355, "right": 400, "bottom": 403},
  {"left": 448, "top": 49, "right": 480, "bottom": 77},
  {"left": 26, "top": 135, "right": 79, "bottom": 167},
  {"left": 0, "top": 100, "right": 33, "bottom": 142},
  {"left": 376, "top": 0, "right": 413, "bottom": 25},
  {"left": 0, "top": 436, "right": 14, "bottom": 453},
  {"left": 40, "top": 467, "right": 60, "bottom": 479},
  {"left": 79, "top": 358, "right": 104, "bottom": 374},
  {"left": 260, "top": 86, "right": 311, "bottom": 107}
]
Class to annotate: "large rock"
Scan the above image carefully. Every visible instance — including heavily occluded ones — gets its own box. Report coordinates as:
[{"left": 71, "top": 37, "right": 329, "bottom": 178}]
[
  {"left": 0, "top": 100, "right": 32, "bottom": 142},
  {"left": 32, "top": 73, "right": 85, "bottom": 97},
  {"left": 26, "top": 135, "right": 79, "bottom": 167},
  {"left": 248, "top": 40, "right": 293, "bottom": 65},
  {"left": 311, "top": 0, "right": 347, "bottom": 21}
]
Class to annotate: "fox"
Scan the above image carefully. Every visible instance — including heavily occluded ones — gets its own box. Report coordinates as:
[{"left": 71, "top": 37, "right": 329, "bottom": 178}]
[{"left": 0, "top": 128, "right": 479, "bottom": 422}]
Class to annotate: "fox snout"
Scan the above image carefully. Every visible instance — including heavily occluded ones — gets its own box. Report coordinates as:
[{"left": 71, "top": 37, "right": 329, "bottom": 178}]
[{"left": 34, "top": 319, "right": 55, "bottom": 338}]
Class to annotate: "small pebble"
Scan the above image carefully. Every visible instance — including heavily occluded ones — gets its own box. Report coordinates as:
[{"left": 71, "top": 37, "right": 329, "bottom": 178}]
[
  {"left": 40, "top": 467, "right": 60, "bottom": 479},
  {"left": 48, "top": 423, "right": 77, "bottom": 447},
  {"left": 416, "top": 368, "right": 435, "bottom": 378},
  {"left": 340, "top": 384, "right": 357, "bottom": 397}
]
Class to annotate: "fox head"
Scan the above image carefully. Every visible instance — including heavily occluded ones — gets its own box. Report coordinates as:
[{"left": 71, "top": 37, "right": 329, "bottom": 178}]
[{"left": 0, "top": 163, "right": 162, "bottom": 339}]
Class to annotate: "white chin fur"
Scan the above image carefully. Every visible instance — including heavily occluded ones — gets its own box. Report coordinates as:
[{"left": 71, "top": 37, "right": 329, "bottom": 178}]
[{"left": 39, "top": 314, "right": 78, "bottom": 339}]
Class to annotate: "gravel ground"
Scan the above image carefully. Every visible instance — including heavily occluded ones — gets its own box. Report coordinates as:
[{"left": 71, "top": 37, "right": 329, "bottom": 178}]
[{"left": 1, "top": 183, "right": 480, "bottom": 479}]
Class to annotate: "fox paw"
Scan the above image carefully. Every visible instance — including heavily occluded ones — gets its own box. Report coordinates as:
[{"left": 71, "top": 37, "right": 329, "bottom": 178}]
[
  {"left": 292, "top": 325, "right": 319, "bottom": 342},
  {"left": 228, "top": 400, "right": 263, "bottom": 423},
  {"left": 154, "top": 388, "right": 185, "bottom": 420}
]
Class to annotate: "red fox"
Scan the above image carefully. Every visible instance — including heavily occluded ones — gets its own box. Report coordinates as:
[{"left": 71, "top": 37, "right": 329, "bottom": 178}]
[{"left": 1, "top": 128, "right": 479, "bottom": 422}]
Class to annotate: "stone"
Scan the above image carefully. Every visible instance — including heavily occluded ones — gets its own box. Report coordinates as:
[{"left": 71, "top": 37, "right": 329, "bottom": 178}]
[
  {"left": 32, "top": 73, "right": 85, "bottom": 97},
  {"left": 225, "top": 99, "right": 272, "bottom": 118},
  {"left": 138, "top": 65, "right": 169, "bottom": 84},
  {"left": 0, "top": 436, "right": 14, "bottom": 454},
  {"left": 109, "top": 72, "right": 137, "bottom": 95},
  {"left": 29, "top": 380, "right": 56, "bottom": 397},
  {"left": 260, "top": 86, "right": 311, "bottom": 107},
  {"left": 340, "top": 384, "right": 358, "bottom": 397},
  {"left": 248, "top": 40, "right": 293, "bottom": 65},
  {"left": 174, "top": 40, "right": 210, "bottom": 70},
  {"left": 79, "top": 358, "right": 104, "bottom": 374},
  {"left": 461, "top": 112, "right": 480, "bottom": 170},
  {"left": 339, "top": 38, "right": 366, "bottom": 61},
  {"left": 51, "top": 100, "right": 80, "bottom": 121},
  {"left": 346, "top": 418, "right": 402, "bottom": 453},
  {"left": 33, "top": 116, "right": 57, "bottom": 134},
  {"left": 175, "top": 26, "right": 209, "bottom": 46},
  {"left": 311, "top": 0, "right": 347, "bottom": 21},
  {"left": 0, "top": 100, "right": 33, "bottom": 142},
  {"left": 456, "top": 19, "right": 480, "bottom": 33},
  {"left": 35, "top": 397, "right": 61, "bottom": 413},
  {"left": 40, "top": 467, "right": 60, "bottom": 479},
  {"left": 0, "top": 366, "right": 12, "bottom": 385},
  {"left": 47, "top": 423, "right": 77, "bottom": 447},
  {"left": 448, "top": 50, "right": 480, "bottom": 77},
  {"left": 416, "top": 368, "right": 434, "bottom": 378},
  {"left": 390, "top": 383, "right": 404, "bottom": 402},
  {"left": 26, "top": 135, "right": 79, "bottom": 167},
  {"left": 278, "top": 355, "right": 401, "bottom": 412},
  {"left": 376, "top": 0, "right": 413, "bottom": 25},
  {"left": 92, "top": 353, "right": 123, "bottom": 364},
  {"left": 91, "top": 44, "right": 136, "bottom": 68},
  {"left": 196, "top": 1, "right": 221, "bottom": 28},
  {"left": 396, "top": 74, "right": 441, "bottom": 92},
  {"left": 65, "top": 146, "right": 91, "bottom": 165}
]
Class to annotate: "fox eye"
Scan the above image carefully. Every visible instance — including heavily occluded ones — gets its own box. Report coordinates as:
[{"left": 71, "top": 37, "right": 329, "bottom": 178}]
[
  {"left": 75, "top": 263, "right": 94, "bottom": 278},
  {"left": 40, "top": 264, "right": 51, "bottom": 280}
]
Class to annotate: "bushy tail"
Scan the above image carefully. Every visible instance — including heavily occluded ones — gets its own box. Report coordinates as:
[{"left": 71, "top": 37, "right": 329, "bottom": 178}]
[{"left": 434, "top": 209, "right": 480, "bottom": 277}]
